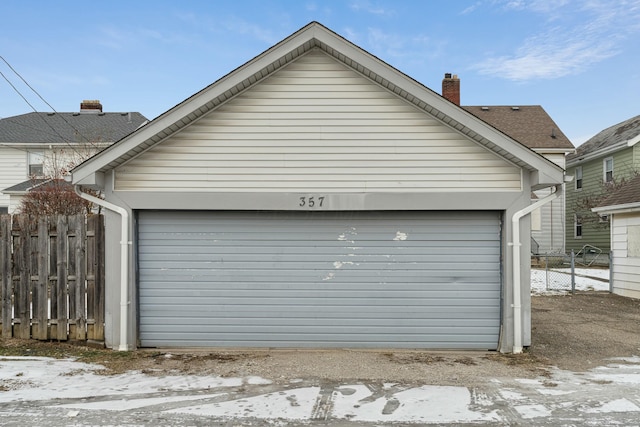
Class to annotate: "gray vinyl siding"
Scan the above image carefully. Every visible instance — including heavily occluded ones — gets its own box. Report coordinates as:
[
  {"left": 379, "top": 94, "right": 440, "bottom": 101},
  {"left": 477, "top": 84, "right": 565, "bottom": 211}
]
[
  {"left": 137, "top": 210, "right": 502, "bottom": 349},
  {"left": 531, "top": 192, "right": 565, "bottom": 254},
  {"left": 611, "top": 213, "right": 640, "bottom": 299},
  {"left": 116, "top": 50, "right": 521, "bottom": 193},
  {"left": 566, "top": 147, "right": 637, "bottom": 254}
]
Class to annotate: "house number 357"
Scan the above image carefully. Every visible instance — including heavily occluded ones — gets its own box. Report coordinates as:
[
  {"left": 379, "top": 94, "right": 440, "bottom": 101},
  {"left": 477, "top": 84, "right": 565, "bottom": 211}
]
[{"left": 299, "top": 196, "right": 325, "bottom": 208}]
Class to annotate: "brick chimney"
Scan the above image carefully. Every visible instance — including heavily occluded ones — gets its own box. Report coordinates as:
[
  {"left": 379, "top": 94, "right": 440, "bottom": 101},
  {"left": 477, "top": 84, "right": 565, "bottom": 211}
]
[
  {"left": 442, "top": 73, "right": 460, "bottom": 105},
  {"left": 80, "top": 100, "right": 103, "bottom": 112}
]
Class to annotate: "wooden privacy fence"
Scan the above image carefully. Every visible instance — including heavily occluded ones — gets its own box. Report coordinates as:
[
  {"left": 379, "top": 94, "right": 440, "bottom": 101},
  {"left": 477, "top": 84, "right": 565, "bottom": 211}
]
[{"left": 0, "top": 214, "right": 105, "bottom": 342}]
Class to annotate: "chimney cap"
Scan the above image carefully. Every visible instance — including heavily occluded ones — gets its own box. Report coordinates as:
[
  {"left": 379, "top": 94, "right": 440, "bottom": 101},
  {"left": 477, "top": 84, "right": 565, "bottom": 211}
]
[{"left": 444, "top": 72, "right": 452, "bottom": 79}]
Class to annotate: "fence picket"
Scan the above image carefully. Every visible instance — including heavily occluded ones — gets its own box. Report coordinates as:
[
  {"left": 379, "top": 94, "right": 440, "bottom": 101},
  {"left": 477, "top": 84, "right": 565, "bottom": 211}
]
[
  {"left": 55, "top": 216, "right": 68, "bottom": 340},
  {"left": 86, "top": 215, "right": 104, "bottom": 340},
  {"left": 34, "top": 217, "right": 48, "bottom": 340},
  {"left": 0, "top": 214, "right": 104, "bottom": 342},
  {"left": 14, "top": 216, "right": 30, "bottom": 339},
  {"left": 72, "top": 215, "right": 86, "bottom": 341},
  {"left": 1, "top": 215, "right": 10, "bottom": 337}
]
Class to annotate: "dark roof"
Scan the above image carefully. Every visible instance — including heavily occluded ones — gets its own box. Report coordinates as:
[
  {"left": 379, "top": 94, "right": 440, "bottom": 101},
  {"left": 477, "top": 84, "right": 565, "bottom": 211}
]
[
  {"left": 567, "top": 114, "right": 640, "bottom": 162},
  {"left": 462, "top": 105, "right": 574, "bottom": 151},
  {"left": 0, "top": 112, "right": 148, "bottom": 145},
  {"left": 2, "top": 178, "right": 72, "bottom": 194},
  {"left": 2, "top": 179, "right": 50, "bottom": 193},
  {"left": 596, "top": 174, "right": 640, "bottom": 208}
]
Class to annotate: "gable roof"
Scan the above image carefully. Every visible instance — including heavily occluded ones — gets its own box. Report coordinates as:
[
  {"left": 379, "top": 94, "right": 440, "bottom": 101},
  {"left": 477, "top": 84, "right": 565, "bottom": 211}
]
[
  {"left": 592, "top": 174, "right": 640, "bottom": 214},
  {"left": 462, "top": 105, "right": 574, "bottom": 152},
  {"left": 567, "top": 114, "right": 640, "bottom": 165},
  {"left": 71, "top": 22, "right": 563, "bottom": 190},
  {"left": 0, "top": 112, "right": 148, "bottom": 145}
]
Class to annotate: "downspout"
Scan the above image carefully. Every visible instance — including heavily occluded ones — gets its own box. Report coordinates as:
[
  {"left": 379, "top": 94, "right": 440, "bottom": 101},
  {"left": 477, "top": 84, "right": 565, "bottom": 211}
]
[
  {"left": 74, "top": 185, "right": 130, "bottom": 352},
  {"left": 510, "top": 184, "right": 562, "bottom": 354}
]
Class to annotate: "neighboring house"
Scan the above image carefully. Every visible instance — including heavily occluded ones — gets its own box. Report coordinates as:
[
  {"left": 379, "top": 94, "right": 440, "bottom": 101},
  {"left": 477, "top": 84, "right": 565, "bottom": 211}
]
[
  {"left": 71, "top": 22, "right": 564, "bottom": 353},
  {"left": 0, "top": 100, "right": 147, "bottom": 213},
  {"left": 440, "top": 75, "right": 574, "bottom": 254},
  {"left": 566, "top": 114, "right": 640, "bottom": 256},
  {"left": 592, "top": 174, "right": 640, "bottom": 299},
  {"left": 459, "top": 100, "right": 574, "bottom": 254}
]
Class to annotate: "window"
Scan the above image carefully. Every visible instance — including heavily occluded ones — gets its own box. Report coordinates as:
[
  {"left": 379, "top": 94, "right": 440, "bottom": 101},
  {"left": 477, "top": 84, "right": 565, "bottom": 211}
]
[
  {"left": 575, "top": 166, "right": 583, "bottom": 190},
  {"left": 604, "top": 157, "right": 613, "bottom": 183},
  {"left": 574, "top": 215, "right": 583, "bottom": 239},
  {"left": 28, "top": 151, "right": 44, "bottom": 177}
]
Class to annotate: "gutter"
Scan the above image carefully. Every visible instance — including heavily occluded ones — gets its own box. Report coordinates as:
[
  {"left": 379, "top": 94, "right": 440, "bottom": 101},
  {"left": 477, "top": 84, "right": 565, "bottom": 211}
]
[
  {"left": 74, "top": 185, "right": 130, "bottom": 352},
  {"left": 510, "top": 184, "right": 562, "bottom": 353}
]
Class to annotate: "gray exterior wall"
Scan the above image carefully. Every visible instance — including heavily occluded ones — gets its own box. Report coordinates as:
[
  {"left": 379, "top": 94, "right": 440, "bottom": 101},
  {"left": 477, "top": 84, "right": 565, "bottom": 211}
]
[{"left": 98, "top": 167, "right": 536, "bottom": 352}]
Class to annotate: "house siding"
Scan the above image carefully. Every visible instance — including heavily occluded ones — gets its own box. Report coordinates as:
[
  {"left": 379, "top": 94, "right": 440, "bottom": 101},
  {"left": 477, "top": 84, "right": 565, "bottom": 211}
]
[
  {"left": 532, "top": 153, "right": 566, "bottom": 254},
  {"left": 1, "top": 146, "right": 94, "bottom": 213},
  {"left": 0, "top": 148, "right": 26, "bottom": 209},
  {"left": 611, "top": 213, "right": 640, "bottom": 299},
  {"left": 532, "top": 188, "right": 565, "bottom": 254},
  {"left": 115, "top": 51, "right": 522, "bottom": 193},
  {"left": 566, "top": 147, "right": 637, "bottom": 254}
]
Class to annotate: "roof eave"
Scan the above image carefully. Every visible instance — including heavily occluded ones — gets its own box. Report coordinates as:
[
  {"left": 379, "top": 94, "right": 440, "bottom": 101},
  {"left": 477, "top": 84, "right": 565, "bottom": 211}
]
[
  {"left": 593, "top": 202, "right": 640, "bottom": 215},
  {"left": 532, "top": 147, "right": 575, "bottom": 154},
  {"left": 567, "top": 140, "right": 630, "bottom": 167}
]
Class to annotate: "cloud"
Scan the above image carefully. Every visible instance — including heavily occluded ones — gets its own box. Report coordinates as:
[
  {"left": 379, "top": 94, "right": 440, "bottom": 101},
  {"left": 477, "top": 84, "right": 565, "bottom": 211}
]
[
  {"left": 474, "top": 27, "right": 618, "bottom": 80},
  {"left": 363, "top": 28, "right": 437, "bottom": 61},
  {"left": 473, "top": 0, "right": 640, "bottom": 80},
  {"left": 215, "top": 18, "right": 281, "bottom": 45},
  {"left": 349, "top": 1, "right": 395, "bottom": 16},
  {"left": 97, "top": 25, "right": 194, "bottom": 50}
]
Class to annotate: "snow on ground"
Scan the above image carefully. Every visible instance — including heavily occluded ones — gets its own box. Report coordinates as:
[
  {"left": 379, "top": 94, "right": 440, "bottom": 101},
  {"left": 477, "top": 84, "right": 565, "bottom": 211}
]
[
  {"left": 2, "top": 354, "right": 640, "bottom": 424},
  {"left": 531, "top": 268, "right": 610, "bottom": 294}
]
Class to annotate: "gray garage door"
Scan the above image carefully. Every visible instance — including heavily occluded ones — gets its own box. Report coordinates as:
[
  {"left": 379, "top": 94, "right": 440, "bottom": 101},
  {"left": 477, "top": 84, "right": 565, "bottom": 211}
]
[{"left": 138, "top": 211, "right": 501, "bottom": 349}]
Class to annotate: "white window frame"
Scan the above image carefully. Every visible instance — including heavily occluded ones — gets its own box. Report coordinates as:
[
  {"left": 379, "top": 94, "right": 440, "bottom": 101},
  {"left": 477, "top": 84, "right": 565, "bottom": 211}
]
[
  {"left": 575, "top": 166, "right": 583, "bottom": 190},
  {"left": 28, "top": 150, "right": 44, "bottom": 177},
  {"left": 603, "top": 157, "right": 614, "bottom": 183},
  {"left": 574, "top": 214, "right": 583, "bottom": 239}
]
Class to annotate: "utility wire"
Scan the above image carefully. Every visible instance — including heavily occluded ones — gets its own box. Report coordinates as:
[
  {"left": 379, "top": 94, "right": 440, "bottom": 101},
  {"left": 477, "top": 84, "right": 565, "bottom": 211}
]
[
  {"left": 0, "top": 55, "right": 98, "bottom": 149},
  {"left": 0, "top": 67, "right": 82, "bottom": 156}
]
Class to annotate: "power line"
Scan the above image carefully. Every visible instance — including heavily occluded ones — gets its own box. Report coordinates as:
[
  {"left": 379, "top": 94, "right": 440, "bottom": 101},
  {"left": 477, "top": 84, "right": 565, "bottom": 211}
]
[
  {"left": 0, "top": 67, "right": 82, "bottom": 156},
  {"left": 0, "top": 55, "right": 98, "bottom": 149}
]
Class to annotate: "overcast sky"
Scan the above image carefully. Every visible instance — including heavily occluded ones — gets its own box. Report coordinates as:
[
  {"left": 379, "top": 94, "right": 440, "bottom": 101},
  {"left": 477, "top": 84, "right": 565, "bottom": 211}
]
[{"left": 1, "top": 0, "right": 639, "bottom": 145}]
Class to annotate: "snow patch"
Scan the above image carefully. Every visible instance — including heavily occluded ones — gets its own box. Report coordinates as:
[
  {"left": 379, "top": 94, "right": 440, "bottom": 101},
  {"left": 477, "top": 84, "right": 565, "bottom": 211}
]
[{"left": 584, "top": 398, "right": 640, "bottom": 413}]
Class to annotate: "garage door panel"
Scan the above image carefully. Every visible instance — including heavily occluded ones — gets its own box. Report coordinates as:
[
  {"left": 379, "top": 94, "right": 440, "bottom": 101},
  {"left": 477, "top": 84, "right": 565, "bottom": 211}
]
[
  {"left": 141, "top": 269, "right": 499, "bottom": 281},
  {"left": 138, "top": 210, "right": 501, "bottom": 349},
  {"left": 137, "top": 333, "right": 497, "bottom": 349}
]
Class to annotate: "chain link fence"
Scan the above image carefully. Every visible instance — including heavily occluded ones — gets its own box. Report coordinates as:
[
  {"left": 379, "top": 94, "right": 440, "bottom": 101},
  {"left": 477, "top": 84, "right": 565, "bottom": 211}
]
[{"left": 531, "top": 251, "right": 611, "bottom": 293}]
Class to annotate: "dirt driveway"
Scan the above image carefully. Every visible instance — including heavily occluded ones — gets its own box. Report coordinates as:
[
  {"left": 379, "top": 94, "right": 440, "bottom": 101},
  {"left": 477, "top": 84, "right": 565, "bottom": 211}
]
[
  {"left": 530, "top": 291, "right": 640, "bottom": 371},
  {"left": 1, "top": 292, "right": 639, "bottom": 384}
]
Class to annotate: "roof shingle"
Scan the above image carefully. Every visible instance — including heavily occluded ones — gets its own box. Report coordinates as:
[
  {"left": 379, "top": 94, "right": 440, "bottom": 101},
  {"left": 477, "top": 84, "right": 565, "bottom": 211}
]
[
  {"left": 596, "top": 174, "right": 640, "bottom": 208},
  {"left": 567, "top": 114, "right": 640, "bottom": 162},
  {"left": 462, "top": 105, "right": 574, "bottom": 150},
  {"left": 0, "top": 112, "right": 147, "bottom": 145}
]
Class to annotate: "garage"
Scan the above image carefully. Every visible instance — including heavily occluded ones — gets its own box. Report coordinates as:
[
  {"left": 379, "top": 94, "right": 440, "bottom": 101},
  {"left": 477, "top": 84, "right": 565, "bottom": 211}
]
[
  {"left": 138, "top": 210, "right": 501, "bottom": 349},
  {"left": 71, "top": 22, "right": 565, "bottom": 352}
]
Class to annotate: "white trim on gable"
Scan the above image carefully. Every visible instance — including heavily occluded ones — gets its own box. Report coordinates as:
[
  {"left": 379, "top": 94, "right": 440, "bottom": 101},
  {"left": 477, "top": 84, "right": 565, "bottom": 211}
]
[{"left": 71, "top": 22, "right": 563, "bottom": 190}]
